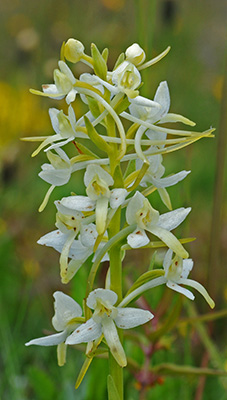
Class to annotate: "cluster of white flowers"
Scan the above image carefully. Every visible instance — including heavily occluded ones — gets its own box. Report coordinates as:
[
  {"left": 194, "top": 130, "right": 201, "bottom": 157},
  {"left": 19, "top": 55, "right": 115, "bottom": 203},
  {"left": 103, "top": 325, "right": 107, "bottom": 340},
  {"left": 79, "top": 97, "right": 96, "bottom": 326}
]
[{"left": 25, "top": 39, "right": 214, "bottom": 383}]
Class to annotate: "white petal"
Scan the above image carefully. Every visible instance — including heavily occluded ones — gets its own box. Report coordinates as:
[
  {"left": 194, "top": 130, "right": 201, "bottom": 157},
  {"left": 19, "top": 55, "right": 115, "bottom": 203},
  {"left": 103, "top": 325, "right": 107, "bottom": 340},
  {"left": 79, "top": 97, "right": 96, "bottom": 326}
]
[
  {"left": 42, "top": 84, "right": 63, "bottom": 98},
  {"left": 157, "top": 207, "right": 191, "bottom": 231},
  {"left": 39, "top": 165, "right": 71, "bottom": 186},
  {"left": 181, "top": 259, "right": 193, "bottom": 279},
  {"left": 58, "top": 60, "right": 76, "bottom": 83},
  {"left": 37, "top": 230, "right": 68, "bottom": 253},
  {"left": 150, "top": 170, "right": 191, "bottom": 188},
  {"left": 45, "top": 136, "right": 74, "bottom": 152},
  {"left": 166, "top": 280, "right": 195, "bottom": 300},
  {"left": 102, "top": 317, "right": 127, "bottom": 367},
  {"left": 68, "top": 240, "right": 92, "bottom": 260},
  {"left": 25, "top": 330, "right": 67, "bottom": 347},
  {"left": 109, "top": 189, "right": 128, "bottom": 209},
  {"left": 52, "top": 291, "right": 82, "bottom": 331},
  {"left": 87, "top": 289, "right": 118, "bottom": 309},
  {"left": 80, "top": 223, "right": 98, "bottom": 247},
  {"left": 126, "top": 191, "right": 144, "bottom": 225},
  {"left": 127, "top": 228, "right": 150, "bottom": 248},
  {"left": 66, "top": 89, "right": 77, "bottom": 104},
  {"left": 153, "top": 81, "right": 170, "bottom": 117},
  {"left": 49, "top": 108, "right": 60, "bottom": 133},
  {"left": 159, "top": 113, "right": 196, "bottom": 126},
  {"left": 84, "top": 164, "right": 114, "bottom": 187},
  {"left": 60, "top": 195, "right": 96, "bottom": 212},
  {"left": 66, "top": 319, "right": 102, "bottom": 344},
  {"left": 95, "top": 196, "right": 108, "bottom": 235},
  {"left": 129, "top": 95, "right": 161, "bottom": 108},
  {"left": 163, "top": 249, "right": 173, "bottom": 273},
  {"left": 115, "top": 307, "right": 153, "bottom": 329},
  {"left": 178, "top": 278, "right": 215, "bottom": 308},
  {"left": 147, "top": 225, "right": 188, "bottom": 258}
]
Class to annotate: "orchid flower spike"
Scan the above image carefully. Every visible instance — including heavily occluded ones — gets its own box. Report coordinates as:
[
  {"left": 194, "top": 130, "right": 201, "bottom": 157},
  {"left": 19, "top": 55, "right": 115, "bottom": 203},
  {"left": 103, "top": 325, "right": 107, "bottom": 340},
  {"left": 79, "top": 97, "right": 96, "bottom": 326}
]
[
  {"left": 25, "top": 292, "right": 83, "bottom": 366},
  {"left": 66, "top": 288, "right": 153, "bottom": 367}
]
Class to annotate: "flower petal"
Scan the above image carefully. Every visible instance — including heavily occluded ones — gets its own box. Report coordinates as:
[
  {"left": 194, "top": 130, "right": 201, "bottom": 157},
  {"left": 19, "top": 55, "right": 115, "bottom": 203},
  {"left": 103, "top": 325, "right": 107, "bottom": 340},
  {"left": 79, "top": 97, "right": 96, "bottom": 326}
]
[
  {"left": 147, "top": 225, "right": 189, "bottom": 258},
  {"left": 150, "top": 170, "right": 191, "bottom": 189},
  {"left": 127, "top": 228, "right": 150, "bottom": 248},
  {"left": 95, "top": 196, "right": 109, "bottom": 235},
  {"left": 153, "top": 81, "right": 170, "bottom": 117},
  {"left": 181, "top": 259, "right": 193, "bottom": 279},
  {"left": 52, "top": 291, "right": 82, "bottom": 331},
  {"left": 102, "top": 317, "right": 127, "bottom": 367},
  {"left": 126, "top": 191, "right": 144, "bottom": 225},
  {"left": 84, "top": 164, "right": 113, "bottom": 188},
  {"left": 159, "top": 112, "right": 196, "bottom": 126},
  {"left": 25, "top": 330, "right": 68, "bottom": 347},
  {"left": 178, "top": 278, "right": 215, "bottom": 308},
  {"left": 87, "top": 289, "right": 118, "bottom": 309},
  {"left": 60, "top": 195, "right": 96, "bottom": 212},
  {"left": 157, "top": 207, "right": 191, "bottom": 231},
  {"left": 115, "top": 307, "right": 154, "bottom": 329},
  {"left": 80, "top": 223, "right": 98, "bottom": 247},
  {"left": 109, "top": 189, "right": 128, "bottom": 209},
  {"left": 66, "top": 319, "right": 102, "bottom": 344},
  {"left": 166, "top": 280, "right": 195, "bottom": 300}
]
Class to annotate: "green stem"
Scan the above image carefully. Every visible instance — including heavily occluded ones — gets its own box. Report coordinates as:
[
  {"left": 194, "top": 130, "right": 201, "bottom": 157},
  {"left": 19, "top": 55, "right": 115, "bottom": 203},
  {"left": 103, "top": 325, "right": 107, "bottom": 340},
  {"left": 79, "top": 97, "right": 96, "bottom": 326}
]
[{"left": 107, "top": 206, "right": 124, "bottom": 399}]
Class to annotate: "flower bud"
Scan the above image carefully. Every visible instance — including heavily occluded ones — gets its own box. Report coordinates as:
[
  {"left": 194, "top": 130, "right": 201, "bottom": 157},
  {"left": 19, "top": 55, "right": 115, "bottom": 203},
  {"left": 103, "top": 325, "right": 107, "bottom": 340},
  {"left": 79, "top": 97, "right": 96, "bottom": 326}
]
[
  {"left": 64, "top": 38, "right": 85, "bottom": 63},
  {"left": 125, "top": 43, "right": 146, "bottom": 66}
]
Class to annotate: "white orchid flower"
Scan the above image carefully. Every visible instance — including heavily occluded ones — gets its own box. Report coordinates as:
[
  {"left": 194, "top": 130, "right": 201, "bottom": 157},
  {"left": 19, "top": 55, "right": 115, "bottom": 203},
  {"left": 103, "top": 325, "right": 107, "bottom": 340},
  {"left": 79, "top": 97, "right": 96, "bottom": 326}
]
[
  {"left": 25, "top": 291, "right": 83, "bottom": 366},
  {"left": 135, "top": 153, "right": 190, "bottom": 209},
  {"left": 126, "top": 191, "right": 190, "bottom": 258},
  {"left": 129, "top": 81, "right": 195, "bottom": 130},
  {"left": 25, "top": 105, "right": 86, "bottom": 157},
  {"left": 39, "top": 149, "right": 72, "bottom": 187},
  {"left": 38, "top": 223, "right": 109, "bottom": 283},
  {"left": 120, "top": 250, "right": 215, "bottom": 309},
  {"left": 38, "top": 148, "right": 73, "bottom": 212},
  {"left": 66, "top": 288, "right": 153, "bottom": 367},
  {"left": 59, "top": 164, "right": 128, "bottom": 235},
  {"left": 38, "top": 199, "right": 94, "bottom": 282},
  {"left": 92, "top": 62, "right": 161, "bottom": 109},
  {"left": 41, "top": 60, "right": 77, "bottom": 104}
]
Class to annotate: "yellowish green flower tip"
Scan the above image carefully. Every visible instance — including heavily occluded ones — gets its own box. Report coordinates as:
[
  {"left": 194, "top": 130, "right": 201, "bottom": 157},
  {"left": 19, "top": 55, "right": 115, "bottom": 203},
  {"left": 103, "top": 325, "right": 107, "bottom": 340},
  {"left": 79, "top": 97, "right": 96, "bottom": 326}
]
[{"left": 64, "top": 38, "right": 85, "bottom": 63}]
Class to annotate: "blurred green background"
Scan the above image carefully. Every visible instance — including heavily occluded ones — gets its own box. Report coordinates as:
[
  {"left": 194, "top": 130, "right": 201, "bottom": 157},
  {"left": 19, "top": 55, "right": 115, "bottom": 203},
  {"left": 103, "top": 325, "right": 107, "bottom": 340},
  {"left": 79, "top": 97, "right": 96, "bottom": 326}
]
[{"left": 0, "top": 0, "right": 226, "bottom": 399}]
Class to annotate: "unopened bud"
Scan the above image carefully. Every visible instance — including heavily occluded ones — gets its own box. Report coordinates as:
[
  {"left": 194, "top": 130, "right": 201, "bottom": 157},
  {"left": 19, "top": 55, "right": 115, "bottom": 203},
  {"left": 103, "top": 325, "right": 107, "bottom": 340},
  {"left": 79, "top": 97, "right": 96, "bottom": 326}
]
[
  {"left": 125, "top": 43, "right": 146, "bottom": 66},
  {"left": 64, "top": 38, "right": 85, "bottom": 63}
]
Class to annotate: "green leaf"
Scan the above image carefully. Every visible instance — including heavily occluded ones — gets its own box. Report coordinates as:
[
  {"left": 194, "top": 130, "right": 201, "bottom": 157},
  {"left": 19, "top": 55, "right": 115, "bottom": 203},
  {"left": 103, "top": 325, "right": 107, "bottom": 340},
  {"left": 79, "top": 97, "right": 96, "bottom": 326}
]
[
  {"left": 113, "top": 53, "right": 125, "bottom": 70},
  {"left": 149, "top": 251, "right": 157, "bottom": 270},
  {"left": 91, "top": 43, "right": 107, "bottom": 80},
  {"left": 114, "top": 96, "right": 130, "bottom": 115},
  {"left": 102, "top": 48, "right": 109, "bottom": 63},
  {"left": 107, "top": 375, "right": 121, "bottom": 400},
  {"left": 73, "top": 141, "right": 99, "bottom": 158},
  {"left": 86, "top": 96, "right": 102, "bottom": 119},
  {"left": 84, "top": 115, "right": 111, "bottom": 154}
]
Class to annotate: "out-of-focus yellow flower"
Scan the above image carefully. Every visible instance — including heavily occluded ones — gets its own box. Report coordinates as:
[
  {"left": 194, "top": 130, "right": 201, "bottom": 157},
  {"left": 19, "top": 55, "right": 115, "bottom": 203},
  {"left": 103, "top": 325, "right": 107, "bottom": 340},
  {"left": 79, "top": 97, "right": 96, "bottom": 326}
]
[
  {"left": 101, "top": 0, "right": 125, "bottom": 11},
  {"left": 0, "top": 82, "right": 50, "bottom": 149}
]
